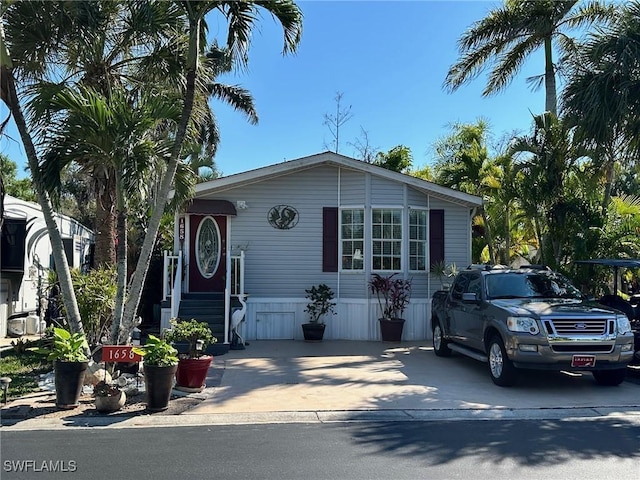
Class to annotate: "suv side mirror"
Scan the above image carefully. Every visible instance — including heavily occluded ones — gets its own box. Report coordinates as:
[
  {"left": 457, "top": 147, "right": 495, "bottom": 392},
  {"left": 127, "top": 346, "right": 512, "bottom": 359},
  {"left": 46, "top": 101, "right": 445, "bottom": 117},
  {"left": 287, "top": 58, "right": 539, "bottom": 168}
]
[{"left": 462, "top": 292, "right": 479, "bottom": 303}]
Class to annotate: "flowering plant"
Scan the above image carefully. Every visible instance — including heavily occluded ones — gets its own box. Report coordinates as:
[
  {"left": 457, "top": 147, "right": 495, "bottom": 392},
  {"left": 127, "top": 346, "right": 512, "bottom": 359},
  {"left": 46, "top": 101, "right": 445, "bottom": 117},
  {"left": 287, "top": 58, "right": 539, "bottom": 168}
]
[{"left": 369, "top": 273, "right": 412, "bottom": 320}]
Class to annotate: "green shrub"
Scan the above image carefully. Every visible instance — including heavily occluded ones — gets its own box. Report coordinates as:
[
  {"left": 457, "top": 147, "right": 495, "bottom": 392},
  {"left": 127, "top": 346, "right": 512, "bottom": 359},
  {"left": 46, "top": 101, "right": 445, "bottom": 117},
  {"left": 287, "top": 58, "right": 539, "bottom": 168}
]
[{"left": 70, "top": 266, "right": 117, "bottom": 346}]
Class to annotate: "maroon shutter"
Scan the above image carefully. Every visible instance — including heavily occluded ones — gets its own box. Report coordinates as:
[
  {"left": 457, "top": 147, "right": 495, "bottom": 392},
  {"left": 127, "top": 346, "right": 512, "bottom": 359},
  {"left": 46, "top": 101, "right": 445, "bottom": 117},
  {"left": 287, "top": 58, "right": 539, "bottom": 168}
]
[
  {"left": 323, "top": 207, "right": 338, "bottom": 272},
  {"left": 429, "top": 209, "right": 445, "bottom": 267}
]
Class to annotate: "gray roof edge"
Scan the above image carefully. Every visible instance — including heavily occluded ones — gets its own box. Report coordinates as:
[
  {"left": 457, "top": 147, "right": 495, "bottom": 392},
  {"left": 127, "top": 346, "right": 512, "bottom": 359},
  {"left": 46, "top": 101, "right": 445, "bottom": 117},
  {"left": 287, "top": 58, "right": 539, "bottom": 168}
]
[{"left": 195, "top": 152, "right": 483, "bottom": 207}]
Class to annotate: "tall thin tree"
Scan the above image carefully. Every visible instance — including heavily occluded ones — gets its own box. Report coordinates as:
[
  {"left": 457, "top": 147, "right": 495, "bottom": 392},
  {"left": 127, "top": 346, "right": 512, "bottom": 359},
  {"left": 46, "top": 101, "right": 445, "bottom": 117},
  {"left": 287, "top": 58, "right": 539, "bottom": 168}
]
[{"left": 444, "top": 0, "right": 614, "bottom": 114}]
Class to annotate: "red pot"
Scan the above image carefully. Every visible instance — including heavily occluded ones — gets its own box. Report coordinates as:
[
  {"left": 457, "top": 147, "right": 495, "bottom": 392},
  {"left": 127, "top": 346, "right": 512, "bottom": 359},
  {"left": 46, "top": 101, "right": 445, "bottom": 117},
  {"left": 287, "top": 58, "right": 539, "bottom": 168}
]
[{"left": 175, "top": 356, "right": 213, "bottom": 389}]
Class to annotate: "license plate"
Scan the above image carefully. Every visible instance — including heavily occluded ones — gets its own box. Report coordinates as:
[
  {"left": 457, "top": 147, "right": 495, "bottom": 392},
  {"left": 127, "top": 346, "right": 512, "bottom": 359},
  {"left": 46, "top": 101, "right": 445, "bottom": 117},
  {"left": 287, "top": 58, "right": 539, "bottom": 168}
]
[{"left": 571, "top": 355, "right": 596, "bottom": 368}]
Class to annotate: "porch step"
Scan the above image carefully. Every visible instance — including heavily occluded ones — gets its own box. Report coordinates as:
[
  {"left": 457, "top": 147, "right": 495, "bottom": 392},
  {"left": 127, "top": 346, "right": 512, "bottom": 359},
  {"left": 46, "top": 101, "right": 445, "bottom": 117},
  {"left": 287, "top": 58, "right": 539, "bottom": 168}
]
[{"left": 176, "top": 293, "right": 235, "bottom": 356}]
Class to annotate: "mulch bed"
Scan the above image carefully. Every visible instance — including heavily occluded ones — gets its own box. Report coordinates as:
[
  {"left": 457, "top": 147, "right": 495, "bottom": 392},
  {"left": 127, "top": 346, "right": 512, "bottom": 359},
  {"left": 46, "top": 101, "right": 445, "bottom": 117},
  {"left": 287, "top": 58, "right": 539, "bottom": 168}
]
[{"left": 1, "top": 389, "right": 203, "bottom": 421}]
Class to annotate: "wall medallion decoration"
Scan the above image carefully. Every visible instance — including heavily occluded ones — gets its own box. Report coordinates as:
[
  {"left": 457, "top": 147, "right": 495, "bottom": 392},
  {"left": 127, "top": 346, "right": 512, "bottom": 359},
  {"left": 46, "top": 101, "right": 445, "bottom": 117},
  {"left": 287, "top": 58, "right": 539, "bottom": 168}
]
[{"left": 268, "top": 205, "right": 299, "bottom": 230}]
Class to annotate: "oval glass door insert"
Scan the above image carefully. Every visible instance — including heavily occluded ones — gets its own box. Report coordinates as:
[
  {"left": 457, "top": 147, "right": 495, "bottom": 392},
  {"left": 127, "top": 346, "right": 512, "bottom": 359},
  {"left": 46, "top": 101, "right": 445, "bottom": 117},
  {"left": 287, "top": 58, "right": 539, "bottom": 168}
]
[{"left": 195, "top": 216, "right": 220, "bottom": 278}]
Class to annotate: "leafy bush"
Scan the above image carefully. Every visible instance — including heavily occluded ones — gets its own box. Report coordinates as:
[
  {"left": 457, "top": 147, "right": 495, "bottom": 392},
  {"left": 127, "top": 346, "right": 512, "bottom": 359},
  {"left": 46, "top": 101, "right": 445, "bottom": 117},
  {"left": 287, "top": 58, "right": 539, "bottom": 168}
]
[
  {"left": 164, "top": 318, "right": 216, "bottom": 358},
  {"left": 304, "top": 284, "right": 336, "bottom": 324},
  {"left": 36, "top": 327, "right": 89, "bottom": 362},
  {"left": 132, "top": 334, "right": 178, "bottom": 367},
  {"left": 70, "top": 266, "right": 117, "bottom": 346}
]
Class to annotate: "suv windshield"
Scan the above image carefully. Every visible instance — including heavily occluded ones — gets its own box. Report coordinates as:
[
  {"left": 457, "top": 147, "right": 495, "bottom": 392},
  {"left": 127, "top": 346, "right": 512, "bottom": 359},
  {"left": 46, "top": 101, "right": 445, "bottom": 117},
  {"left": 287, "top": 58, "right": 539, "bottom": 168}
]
[{"left": 485, "top": 271, "right": 583, "bottom": 300}]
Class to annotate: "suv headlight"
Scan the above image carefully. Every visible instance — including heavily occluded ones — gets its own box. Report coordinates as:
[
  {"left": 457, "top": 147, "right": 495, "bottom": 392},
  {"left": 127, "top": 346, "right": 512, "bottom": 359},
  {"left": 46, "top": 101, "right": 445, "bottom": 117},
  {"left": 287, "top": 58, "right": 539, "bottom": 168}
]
[
  {"left": 507, "top": 316, "right": 540, "bottom": 335},
  {"left": 616, "top": 314, "right": 632, "bottom": 335}
]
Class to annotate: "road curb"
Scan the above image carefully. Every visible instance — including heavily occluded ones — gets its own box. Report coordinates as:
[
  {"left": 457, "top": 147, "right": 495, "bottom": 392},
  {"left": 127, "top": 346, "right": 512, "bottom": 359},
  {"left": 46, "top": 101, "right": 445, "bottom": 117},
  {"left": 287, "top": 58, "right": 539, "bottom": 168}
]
[{"left": 3, "top": 406, "right": 640, "bottom": 431}]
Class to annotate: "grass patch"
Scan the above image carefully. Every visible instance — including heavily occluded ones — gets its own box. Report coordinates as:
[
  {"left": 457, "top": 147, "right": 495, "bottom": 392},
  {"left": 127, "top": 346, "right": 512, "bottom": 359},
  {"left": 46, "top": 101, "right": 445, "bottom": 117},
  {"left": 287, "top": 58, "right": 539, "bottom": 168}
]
[{"left": 0, "top": 339, "right": 52, "bottom": 400}]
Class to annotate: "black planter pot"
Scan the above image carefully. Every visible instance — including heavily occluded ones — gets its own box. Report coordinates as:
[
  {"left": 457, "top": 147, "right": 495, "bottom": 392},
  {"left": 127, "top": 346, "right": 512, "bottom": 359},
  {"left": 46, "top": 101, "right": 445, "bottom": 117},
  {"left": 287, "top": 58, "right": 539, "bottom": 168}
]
[
  {"left": 379, "top": 318, "right": 405, "bottom": 342},
  {"left": 143, "top": 364, "right": 178, "bottom": 412},
  {"left": 302, "top": 323, "right": 326, "bottom": 342},
  {"left": 54, "top": 360, "right": 89, "bottom": 409}
]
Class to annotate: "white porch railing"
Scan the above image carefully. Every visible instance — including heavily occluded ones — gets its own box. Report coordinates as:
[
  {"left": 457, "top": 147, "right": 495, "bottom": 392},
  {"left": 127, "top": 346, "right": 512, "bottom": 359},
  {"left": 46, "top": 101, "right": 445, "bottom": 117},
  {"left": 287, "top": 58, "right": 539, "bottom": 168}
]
[
  {"left": 162, "top": 250, "right": 182, "bottom": 319},
  {"left": 231, "top": 250, "right": 245, "bottom": 297},
  {"left": 162, "top": 249, "right": 245, "bottom": 343}
]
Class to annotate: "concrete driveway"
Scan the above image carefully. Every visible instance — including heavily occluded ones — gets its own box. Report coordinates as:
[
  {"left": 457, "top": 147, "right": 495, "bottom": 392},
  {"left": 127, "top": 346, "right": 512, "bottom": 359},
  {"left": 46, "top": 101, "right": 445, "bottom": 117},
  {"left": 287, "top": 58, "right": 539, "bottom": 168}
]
[{"left": 188, "top": 340, "right": 640, "bottom": 419}]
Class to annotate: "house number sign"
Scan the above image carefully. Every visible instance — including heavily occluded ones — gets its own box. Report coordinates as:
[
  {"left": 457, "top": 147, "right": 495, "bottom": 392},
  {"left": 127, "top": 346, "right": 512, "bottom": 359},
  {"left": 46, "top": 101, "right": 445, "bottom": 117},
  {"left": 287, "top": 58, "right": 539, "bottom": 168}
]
[
  {"left": 268, "top": 205, "right": 299, "bottom": 230},
  {"left": 178, "top": 216, "right": 185, "bottom": 241},
  {"left": 102, "top": 345, "right": 142, "bottom": 362}
]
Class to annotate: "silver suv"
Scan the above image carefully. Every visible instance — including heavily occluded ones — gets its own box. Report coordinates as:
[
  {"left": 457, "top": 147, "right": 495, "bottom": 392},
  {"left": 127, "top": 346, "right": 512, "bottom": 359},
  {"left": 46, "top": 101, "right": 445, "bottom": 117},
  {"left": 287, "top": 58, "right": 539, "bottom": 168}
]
[{"left": 431, "top": 266, "right": 635, "bottom": 386}]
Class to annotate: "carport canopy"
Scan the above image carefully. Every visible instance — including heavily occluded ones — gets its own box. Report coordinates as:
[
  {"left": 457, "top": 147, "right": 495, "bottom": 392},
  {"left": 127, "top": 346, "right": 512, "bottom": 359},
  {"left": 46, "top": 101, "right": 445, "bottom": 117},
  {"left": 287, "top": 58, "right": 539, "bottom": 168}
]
[{"left": 575, "top": 258, "right": 640, "bottom": 296}]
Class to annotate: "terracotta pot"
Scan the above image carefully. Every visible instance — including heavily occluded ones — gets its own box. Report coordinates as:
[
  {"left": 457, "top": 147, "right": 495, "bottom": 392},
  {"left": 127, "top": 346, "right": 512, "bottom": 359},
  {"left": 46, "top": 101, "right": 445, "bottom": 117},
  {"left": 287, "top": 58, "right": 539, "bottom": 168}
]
[
  {"left": 95, "top": 391, "right": 126, "bottom": 413},
  {"left": 54, "top": 360, "right": 89, "bottom": 409},
  {"left": 175, "top": 356, "right": 213, "bottom": 390},
  {"left": 379, "top": 318, "right": 405, "bottom": 342},
  {"left": 302, "top": 323, "right": 326, "bottom": 342}
]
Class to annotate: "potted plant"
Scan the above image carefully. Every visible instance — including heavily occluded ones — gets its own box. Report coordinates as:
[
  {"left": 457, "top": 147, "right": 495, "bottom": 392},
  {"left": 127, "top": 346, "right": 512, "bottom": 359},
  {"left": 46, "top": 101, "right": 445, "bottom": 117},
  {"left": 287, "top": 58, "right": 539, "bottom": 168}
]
[
  {"left": 302, "top": 284, "right": 336, "bottom": 342},
  {"left": 164, "top": 318, "right": 216, "bottom": 392},
  {"left": 133, "top": 334, "right": 179, "bottom": 412},
  {"left": 38, "top": 327, "right": 90, "bottom": 409},
  {"left": 93, "top": 379, "right": 126, "bottom": 413},
  {"left": 369, "top": 273, "right": 412, "bottom": 342}
]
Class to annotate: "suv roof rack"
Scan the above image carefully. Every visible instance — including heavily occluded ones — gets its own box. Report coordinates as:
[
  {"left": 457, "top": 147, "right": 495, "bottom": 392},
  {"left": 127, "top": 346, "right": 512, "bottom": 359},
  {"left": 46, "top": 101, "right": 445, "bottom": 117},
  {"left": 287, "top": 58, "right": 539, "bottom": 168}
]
[
  {"left": 466, "top": 264, "right": 509, "bottom": 271},
  {"left": 519, "top": 264, "right": 551, "bottom": 271}
]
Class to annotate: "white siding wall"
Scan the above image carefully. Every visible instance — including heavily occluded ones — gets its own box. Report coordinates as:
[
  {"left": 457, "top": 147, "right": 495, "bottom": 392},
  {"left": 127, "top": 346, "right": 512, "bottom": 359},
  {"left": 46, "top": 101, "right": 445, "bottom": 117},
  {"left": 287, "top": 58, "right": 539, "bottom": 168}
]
[
  {"left": 194, "top": 164, "right": 471, "bottom": 340},
  {"left": 239, "top": 297, "right": 433, "bottom": 341}
]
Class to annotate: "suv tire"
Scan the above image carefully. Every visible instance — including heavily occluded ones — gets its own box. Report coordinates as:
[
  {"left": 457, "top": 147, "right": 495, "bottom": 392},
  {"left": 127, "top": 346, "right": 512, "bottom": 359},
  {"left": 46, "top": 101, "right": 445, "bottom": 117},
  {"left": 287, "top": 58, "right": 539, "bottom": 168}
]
[
  {"left": 432, "top": 319, "right": 452, "bottom": 357},
  {"left": 592, "top": 369, "right": 627, "bottom": 386},
  {"left": 488, "top": 335, "right": 517, "bottom": 386}
]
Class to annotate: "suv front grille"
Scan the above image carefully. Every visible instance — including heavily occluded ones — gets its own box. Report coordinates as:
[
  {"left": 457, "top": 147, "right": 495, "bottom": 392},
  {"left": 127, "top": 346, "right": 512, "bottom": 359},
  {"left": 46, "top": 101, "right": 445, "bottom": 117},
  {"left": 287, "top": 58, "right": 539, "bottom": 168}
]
[{"left": 543, "top": 318, "right": 613, "bottom": 336}]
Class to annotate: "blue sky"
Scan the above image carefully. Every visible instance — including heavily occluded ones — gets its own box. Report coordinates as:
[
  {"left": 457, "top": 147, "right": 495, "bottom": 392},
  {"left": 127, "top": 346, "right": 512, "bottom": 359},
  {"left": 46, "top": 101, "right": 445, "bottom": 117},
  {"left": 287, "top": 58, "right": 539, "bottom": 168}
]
[{"left": 1, "top": 0, "right": 546, "bottom": 180}]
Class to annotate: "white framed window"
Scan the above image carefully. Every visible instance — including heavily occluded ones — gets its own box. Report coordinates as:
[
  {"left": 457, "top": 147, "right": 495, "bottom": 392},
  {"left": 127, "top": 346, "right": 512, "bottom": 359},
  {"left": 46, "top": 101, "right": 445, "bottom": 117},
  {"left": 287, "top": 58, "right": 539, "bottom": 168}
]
[
  {"left": 341, "top": 208, "right": 364, "bottom": 270},
  {"left": 372, "top": 208, "right": 402, "bottom": 271},
  {"left": 409, "top": 209, "right": 428, "bottom": 271}
]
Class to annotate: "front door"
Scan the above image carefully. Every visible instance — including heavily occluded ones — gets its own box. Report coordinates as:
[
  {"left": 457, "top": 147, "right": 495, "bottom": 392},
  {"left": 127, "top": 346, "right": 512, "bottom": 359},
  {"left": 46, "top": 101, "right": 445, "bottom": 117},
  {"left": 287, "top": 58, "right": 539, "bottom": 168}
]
[{"left": 189, "top": 215, "right": 227, "bottom": 292}]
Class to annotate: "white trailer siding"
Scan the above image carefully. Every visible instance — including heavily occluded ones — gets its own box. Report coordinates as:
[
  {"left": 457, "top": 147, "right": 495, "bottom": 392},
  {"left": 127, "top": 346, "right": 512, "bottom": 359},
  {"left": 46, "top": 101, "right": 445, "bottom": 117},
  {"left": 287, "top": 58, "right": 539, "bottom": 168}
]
[
  {"left": 182, "top": 153, "right": 481, "bottom": 341},
  {"left": 0, "top": 196, "right": 93, "bottom": 337}
]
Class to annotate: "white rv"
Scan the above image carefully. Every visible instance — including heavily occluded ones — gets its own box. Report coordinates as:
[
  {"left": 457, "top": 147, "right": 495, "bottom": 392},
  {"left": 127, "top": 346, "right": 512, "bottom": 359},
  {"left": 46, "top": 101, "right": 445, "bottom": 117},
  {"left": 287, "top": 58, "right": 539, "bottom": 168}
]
[{"left": 0, "top": 195, "right": 94, "bottom": 337}]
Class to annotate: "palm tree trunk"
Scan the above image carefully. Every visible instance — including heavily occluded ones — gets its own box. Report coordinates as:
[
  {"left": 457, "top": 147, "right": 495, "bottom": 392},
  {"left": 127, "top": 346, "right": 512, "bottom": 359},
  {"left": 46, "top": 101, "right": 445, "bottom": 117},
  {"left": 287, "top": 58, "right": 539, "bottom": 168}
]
[
  {"left": 481, "top": 207, "right": 496, "bottom": 264},
  {"left": 544, "top": 37, "right": 557, "bottom": 115},
  {"left": 533, "top": 215, "right": 544, "bottom": 265},
  {"left": 504, "top": 203, "right": 511, "bottom": 265},
  {"left": 602, "top": 157, "right": 615, "bottom": 212},
  {"left": 110, "top": 169, "right": 128, "bottom": 343},
  {"left": 118, "top": 16, "right": 202, "bottom": 344},
  {"left": 0, "top": 56, "right": 85, "bottom": 339},
  {"left": 93, "top": 171, "right": 116, "bottom": 267}
]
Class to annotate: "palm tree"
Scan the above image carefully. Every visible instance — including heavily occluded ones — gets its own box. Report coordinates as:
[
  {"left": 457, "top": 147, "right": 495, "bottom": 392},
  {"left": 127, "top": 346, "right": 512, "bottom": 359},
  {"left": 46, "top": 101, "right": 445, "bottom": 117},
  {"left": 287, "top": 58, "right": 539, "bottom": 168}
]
[
  {"left": 561, "top": 1, "right": 640, "bottom": 210},
  {"left": 3, "top": 1, "right": 288, "bottom": 342},
  {"left": 117, "top": 0, "right": 302, "bottom": 343},
  {"left": 3, "top": 0, "right": 186, "bottom": 267},
  {"left": 433, "top": 120, "right": 499, "bottom": 263},
  {"left": 508, "top": 112, "right": 593, "bottom": 268},
  {"left": 33, "top": 84, "right": 184, "bottom": 343},
  {"left": 444, "top": 0, "right": 614, "bottom": 114},
  {"left": 1, "top": 23, "right": 87, "bottom": 337}
]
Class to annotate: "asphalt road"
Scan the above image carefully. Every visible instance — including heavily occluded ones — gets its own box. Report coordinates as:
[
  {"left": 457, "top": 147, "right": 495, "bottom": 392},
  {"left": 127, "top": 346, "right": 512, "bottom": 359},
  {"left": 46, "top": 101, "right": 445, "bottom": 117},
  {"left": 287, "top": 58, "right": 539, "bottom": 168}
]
[{"left": 2, "top": 420, "right": 640, "bottom": 480}]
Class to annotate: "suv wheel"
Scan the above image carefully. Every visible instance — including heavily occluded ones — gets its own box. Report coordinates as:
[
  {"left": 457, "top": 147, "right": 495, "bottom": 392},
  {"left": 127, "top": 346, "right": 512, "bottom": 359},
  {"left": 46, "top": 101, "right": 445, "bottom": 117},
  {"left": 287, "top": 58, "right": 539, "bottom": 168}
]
[
  {"left": 432, "top": 319, "right": 451, "bottom": 357},
  {"left": 487, "top": 335, "right": 517, "bottom": 386},
  {"left": 592, "top": 369, "right": 627, "bottom": 386}
]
